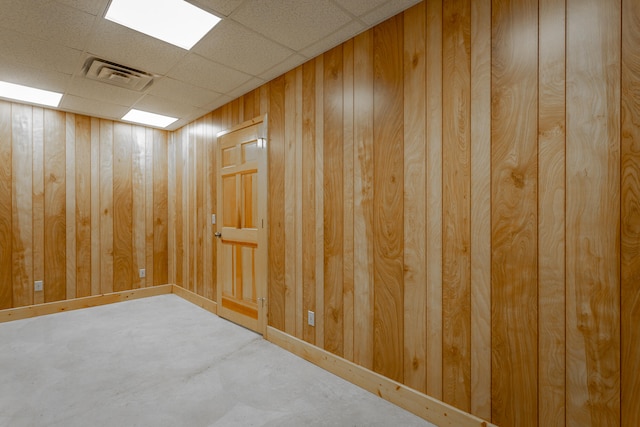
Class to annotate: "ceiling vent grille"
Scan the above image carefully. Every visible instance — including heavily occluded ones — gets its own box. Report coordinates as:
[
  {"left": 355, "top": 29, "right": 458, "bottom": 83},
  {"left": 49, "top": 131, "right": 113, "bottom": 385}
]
[{"left": 84, "top": 57, "right": 154, "bottom": 91}]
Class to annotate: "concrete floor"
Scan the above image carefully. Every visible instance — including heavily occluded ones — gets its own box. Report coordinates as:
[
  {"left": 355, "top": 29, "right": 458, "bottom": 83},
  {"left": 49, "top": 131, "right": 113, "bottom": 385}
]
[{"left": 0, "top": 294, "right": 435, "bottom": 427}]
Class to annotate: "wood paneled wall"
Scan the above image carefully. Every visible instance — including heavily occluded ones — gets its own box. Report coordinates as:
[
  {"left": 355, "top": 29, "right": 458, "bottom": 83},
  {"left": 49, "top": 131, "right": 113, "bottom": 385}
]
[
  {"left": 0, "top": 102, "right": 168, "bottom": 309},
  {"left": 169, "top": 1, "right": 639, "bottom": 426}
]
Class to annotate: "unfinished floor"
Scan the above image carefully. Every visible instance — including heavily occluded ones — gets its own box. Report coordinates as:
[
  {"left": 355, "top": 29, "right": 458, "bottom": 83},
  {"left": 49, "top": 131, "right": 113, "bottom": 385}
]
[{"left": 0, "top": 294, "right": 434, "bottom": 427}]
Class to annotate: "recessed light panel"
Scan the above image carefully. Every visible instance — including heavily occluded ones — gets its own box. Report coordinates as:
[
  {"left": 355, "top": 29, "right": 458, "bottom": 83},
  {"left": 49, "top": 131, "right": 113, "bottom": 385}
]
[
  {"left": 105, "top": 0, "right": 221, "bottom": 50},
  {"left": 122, "top": 109, "right": 178, "bottom": 128},
  {"left": 0, "top": 81, "right": 63, "bottom": 107}
]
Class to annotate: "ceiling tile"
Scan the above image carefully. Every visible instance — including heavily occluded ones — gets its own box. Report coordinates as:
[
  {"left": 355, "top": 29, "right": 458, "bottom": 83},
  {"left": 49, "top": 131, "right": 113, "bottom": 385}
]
[
  {"left": 134, "top": 94, "right": 208, "bottom": 120},
  {"left": 258, "top": 54, "right": 307, "bottom": 83},
  {"left": 361, "top": 0, "right": 422, "bottom": 26},
  {"left": 60, "top": 94, "right": 129, "bottom": 119},
  {"left": 193, "top": 20, "right": 293, "bottom": 76},
  {"left": 67, "top": 76, "right": 144, "bottom": 106},
  {"left": 0, "top": 1, "right": 95, "bottom": 51},
  {"left": 148, "top": 77, "right": 224, "bottom": 109},
  {"left": 188, "top": 0, "right": 246, "bottom": 17},
  {"left": 224, "top": 77, "right": 266, "bottom": 101},
  {"left": 0, "top": 61, "right": 72, "bottom": 94},
  {"left": 232, "top": 0, "right": 352, "bottom": 51},
  {"left": 87, "top": 20, "right": 187, "bottom": 75},
  {"left": 299, "top": 20, "right": 365, "bottom": 58},
  {"left": 332, "top": 0, "right": 388, "bottom": 17},
  {"left": 0, "top": 28, "right": 83, "bottom": 75},
  {"left": 167, "top": 53, "right": 252, "bottom": 94},
  {"left": 54, "top": 0, "right": 110, "bottom": 16}
]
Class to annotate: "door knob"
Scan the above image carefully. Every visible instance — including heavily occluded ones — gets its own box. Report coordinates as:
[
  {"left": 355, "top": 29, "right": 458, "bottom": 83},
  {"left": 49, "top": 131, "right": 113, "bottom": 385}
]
[{"left": 214, "top": 232, "right": 222, "bottom": 238}]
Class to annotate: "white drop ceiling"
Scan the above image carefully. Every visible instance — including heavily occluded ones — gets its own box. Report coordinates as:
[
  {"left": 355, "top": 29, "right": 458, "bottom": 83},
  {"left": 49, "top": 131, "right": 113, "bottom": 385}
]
[{"left": 0, "top": 0, "right": 421, "bottom": 130}]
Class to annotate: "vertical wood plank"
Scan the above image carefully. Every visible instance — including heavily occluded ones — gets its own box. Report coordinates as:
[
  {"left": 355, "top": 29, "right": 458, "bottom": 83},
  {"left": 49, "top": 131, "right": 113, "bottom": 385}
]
[
  {"left": 65, "top": 113, "right": 76, "bottom": 299},
  {"left": 442, "top": 0, "right": 472, "bottom": 411},
  {"left": 144, "top": 128, "right": 154, "bottom": 288},
  {"left": 153, "top": 130, "right": 168, "bottom": 285},
  {"left": 402, "top": 2, "right": 427, "bottom": 393},
  {"left": 284, "top": 69, "right": 297, "bottom": 336},
  {"left": 314, "top": 55, "right": 325, "bottom": 349},
  {"left": 426, "top": 0, "right": 444, "bottom": 399},
  {"left": 75, "top": 115, "right": 92, "bottom": 297},
  {"left": 132, "top": 126, "right": 146, "bottom": 289},
  {"left": 167, "top": 132, "right": 176, "bottom": 285},
  {"left": 621, "top": 1, "right": 640, "bottom": 425},
  {"left": 323, "top": 45, "right": 344, "bottom": 357},
  {"left": 205, "top": 113, "right": 216, "bottom": 298},
  {"left": 268, "top": 75, "right": 286, "bottom": 330},
  {"left": 44, "top": 110, "right": 66, "bottom": 302},
  {"left": 0, "top": 102, "right": 11, "bottom": 309},
  {"left": 302, "top": 60, "right": 316, "bottom": 345},
  {"left": 196, "top": 119, "right": 205, "bottom": 296},
  {"left": 113, "top": 123, "right": 133, "bottom": 292},
  {"left": 373, "top": 15, "right": 404, "bottom": 383},
  {"left": 33, "top": 107, "right": 45, "bottom": 305},
  {"left": 353, "top": 30, "right": 375, "bottom": 371},
  {"left": 188, "top": 124, "right": 195, "bottom": 292},
  {"left": 295, "top": 66, "right": 304, "bottom": 339},
  {"left": 538, "top": 0, "right": 566, "bottom": 425},
  {"left": 174, "top": 128, "right": 184, "bottom": 287},
  {"left": 491, "top": 0, "right": 539, "bottom": 425},
  {"left": 470, "top": 0, "right": 492, "bottom": 419},
  {"left": 12, "top": 103, "right": 33, "bottom": 307},
  {"left": 566, "top": 0, "right": 621, "bottom": 425},
  {"left": 90, "top": 117, "right": 100, "bottom": 296},
  {"left": 99, "top": 120, "right": 113, "bottom": 294},
  {"left": 342, "top": 39, "right": 355, "bottom": 362}
]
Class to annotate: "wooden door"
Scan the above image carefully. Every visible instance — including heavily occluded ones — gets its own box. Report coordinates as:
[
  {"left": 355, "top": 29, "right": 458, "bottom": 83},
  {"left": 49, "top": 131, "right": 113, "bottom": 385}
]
[{"left": 216, "top": 117, "right": 268, "bottom": 334}]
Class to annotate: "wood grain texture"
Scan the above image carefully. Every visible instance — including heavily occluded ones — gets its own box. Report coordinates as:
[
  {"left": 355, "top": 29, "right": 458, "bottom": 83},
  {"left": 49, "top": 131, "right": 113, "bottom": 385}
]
[
  {"left": 99, "top": 120, "right": 114, "bottom": 294},
  {"left": 622, "top": 1, "right": 640, "bottom": 425},
  {"left": 323, "top": 45, "right": 344, "bottom": 357},
  {"left": 314, "top": 55, "right": 325, "bottom": 349},
  {"left": 153, "top": 129, "right": 168, "bottom": 286},
  {"left": 353, "top": 29, "right": 375, "bottom": 371},
  {"left": 373, "top": 15, "right": 404, "bottom": 383},
  {"left": 491, "top": 0, "right": 539, "bottom": 425},
  {"left": 65, "top": 114, "right": 76, "bottom": 299},
  {"left": 132, "top": 126, "right": 146, "bottom": 289},
  {"left": 402, "top": 1, "right": 427, "bottom": 394},
  {"left": 342, "top": 39, "right": 355, "bottom": 362},
  {"left": 33, "top": 108, "right": 45, "bottom": 305},
  {"left": 174, "top": 129, "right": 184, "bottom": 287},
  {"left": 113, "top": 124, "right": 133, "bottom": 292},
  {"left": 469, "top": 0, "right": 492, "bottom": 420},
  {"left": 425, "top": 0, "right": 444, "bottom": 400},
  {"left": 566, "top": 0, "right": 621, "bottom": 425},
  {"left": 11, "top": 103, "right": 33, "bottom": 307},
  {"left": 0, "top": 102, "right": 12, "bottom": 309},
  {"left": 284, "top": 69, "right": 297, "bottom": 336},
  {"left": 90, "top": 118, "right": 100, "bottom": 296},
  {"left": 538, "top": 0, "right": 566, "bottom": 425},
  {"left": 295, "top": 67, "right": 304, "bottom": 339},
  {"left": 144, "top": 128, "right": 154, "bottom": 288},
  {"left": 44, "top": 110, "right": 66, "bottom": 302},
  {"left": 268, "top": 75, "right": 286, "bottom": 330},
  {"left": 442, "top": 0, "right": 471, "bottom": 411},
  {"left": 302, "top": 59, "right": 316, "bottom": 345},
  {"left": 75, "top": 115, "right": 91, "bottom": 297}
]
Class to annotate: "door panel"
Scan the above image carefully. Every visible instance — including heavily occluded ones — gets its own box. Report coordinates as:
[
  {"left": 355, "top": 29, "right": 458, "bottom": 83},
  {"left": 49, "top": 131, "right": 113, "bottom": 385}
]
[{"left": 216, "top": 117, "right": 267, "bottom": 333}]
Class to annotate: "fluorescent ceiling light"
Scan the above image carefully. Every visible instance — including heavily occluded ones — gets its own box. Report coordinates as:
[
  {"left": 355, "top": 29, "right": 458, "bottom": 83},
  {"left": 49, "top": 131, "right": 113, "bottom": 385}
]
[
  {"left": 0, "top": 81, "right": 63, "bottom": 107},
  {"left": 105, "top": 0, "right": 221, "bottom": 50},
  {"left": 122, "top": 109, "right": 178, "bottom": 128}
]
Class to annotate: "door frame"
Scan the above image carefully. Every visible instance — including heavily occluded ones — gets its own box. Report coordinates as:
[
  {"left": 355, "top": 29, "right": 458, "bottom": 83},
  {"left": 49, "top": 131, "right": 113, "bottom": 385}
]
[{"left": 215, "top": 115, "right": 268, "bottom": 335}]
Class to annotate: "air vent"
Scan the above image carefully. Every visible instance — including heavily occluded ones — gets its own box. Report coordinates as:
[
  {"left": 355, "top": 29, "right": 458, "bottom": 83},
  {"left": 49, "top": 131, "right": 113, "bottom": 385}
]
[{"left": 84, "top": 57, "right": 154, "bottom": 91}]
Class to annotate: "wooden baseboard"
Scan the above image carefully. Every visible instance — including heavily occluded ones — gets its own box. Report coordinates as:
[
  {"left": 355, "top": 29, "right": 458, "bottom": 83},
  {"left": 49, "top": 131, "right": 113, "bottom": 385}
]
[
  {"left": 0, "top": 285, "right": 173, "bottom": 323},
  {"left": 171, "top": 285, "right": 217, "bottom": 315},
  {"left": 266, "top": 326, "right": 495, "bottom": 427}
]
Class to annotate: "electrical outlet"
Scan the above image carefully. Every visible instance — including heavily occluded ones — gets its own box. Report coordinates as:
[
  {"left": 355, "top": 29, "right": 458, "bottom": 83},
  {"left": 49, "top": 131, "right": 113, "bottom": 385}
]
[
  {"left": 211, "top": 214, "right": 216, "bottom": 224},
  {"left": 139, "top": 269, "right": 146, "bottom": 278},
  {"left": 34, "top": 280, "right": 43, "bottom": 292},
  {"left": 307, "top": 310, "right": 315, "bottom": 326}
]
